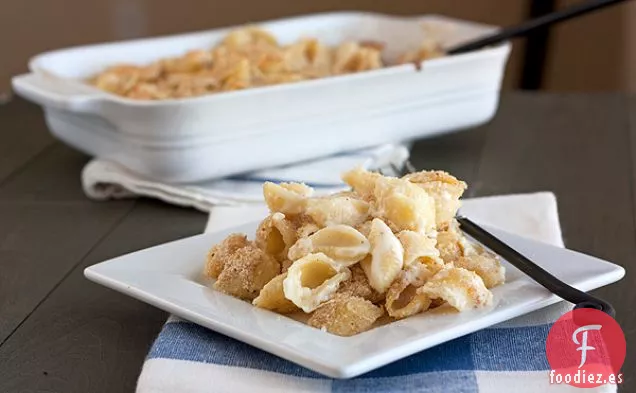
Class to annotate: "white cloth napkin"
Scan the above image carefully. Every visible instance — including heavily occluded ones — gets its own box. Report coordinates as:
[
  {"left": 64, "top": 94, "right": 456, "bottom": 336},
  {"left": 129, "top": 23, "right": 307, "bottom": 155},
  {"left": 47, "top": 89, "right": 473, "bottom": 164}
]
[
  {"left": 136, "top": 192, "right": 615, "bottom": 393},
  {"left": 81, "top": 144, "right": 409, "bottom": 209}
]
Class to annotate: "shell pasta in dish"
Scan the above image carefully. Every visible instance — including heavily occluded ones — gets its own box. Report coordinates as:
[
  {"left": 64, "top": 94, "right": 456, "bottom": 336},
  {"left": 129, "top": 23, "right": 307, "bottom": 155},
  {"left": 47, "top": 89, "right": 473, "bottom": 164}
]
[
  {"left": 90, "top": 26, "right": 444, "bottom": 100},
  {"left": 203, "top": 168, "right": 505, "bottom": 336}
]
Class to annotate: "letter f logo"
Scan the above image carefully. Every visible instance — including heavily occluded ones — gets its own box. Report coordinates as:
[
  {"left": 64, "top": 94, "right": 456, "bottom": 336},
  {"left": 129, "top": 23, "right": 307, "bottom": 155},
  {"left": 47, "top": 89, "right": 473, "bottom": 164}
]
[{"left": 572, "top": 324, "right": 602, "bottom": 368}]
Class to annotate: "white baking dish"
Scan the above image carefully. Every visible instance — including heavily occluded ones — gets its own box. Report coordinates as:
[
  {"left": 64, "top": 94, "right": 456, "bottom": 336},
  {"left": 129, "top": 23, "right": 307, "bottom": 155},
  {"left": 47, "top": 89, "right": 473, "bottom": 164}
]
[{"left": 12, "top": 12, "right": 510, "bottom": 183}]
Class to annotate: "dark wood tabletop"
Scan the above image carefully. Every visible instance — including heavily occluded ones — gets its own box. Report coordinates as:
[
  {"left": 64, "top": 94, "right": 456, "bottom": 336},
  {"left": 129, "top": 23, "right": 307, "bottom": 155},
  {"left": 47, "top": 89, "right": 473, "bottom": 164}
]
[{"left": 0, "top": 93, "right": 633, "bottom": 392}]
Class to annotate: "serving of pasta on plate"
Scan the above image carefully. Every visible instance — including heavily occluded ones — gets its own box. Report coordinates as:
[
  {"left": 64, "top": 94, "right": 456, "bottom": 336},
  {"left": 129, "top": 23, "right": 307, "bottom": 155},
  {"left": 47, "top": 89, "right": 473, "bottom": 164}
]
[{"left": 203, "top": 167, "right": 505, "bottom": 336}]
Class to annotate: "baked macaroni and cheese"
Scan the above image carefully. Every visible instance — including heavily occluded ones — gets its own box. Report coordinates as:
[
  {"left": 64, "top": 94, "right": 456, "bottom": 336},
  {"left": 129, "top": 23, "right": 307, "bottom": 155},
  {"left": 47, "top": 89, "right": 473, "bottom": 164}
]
[
  {"left": 90, "top": 27, "right": 444, "bottom": 100},
  {"left": 203, "top": 167, "right": 505, "bottom": 336}
]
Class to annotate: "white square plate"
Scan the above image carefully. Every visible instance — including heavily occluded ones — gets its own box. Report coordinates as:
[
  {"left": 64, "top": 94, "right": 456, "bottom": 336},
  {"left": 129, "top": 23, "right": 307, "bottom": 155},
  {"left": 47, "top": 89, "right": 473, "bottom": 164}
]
[{"left": 84, "top": 222, "right": 624, "bottom": 378}]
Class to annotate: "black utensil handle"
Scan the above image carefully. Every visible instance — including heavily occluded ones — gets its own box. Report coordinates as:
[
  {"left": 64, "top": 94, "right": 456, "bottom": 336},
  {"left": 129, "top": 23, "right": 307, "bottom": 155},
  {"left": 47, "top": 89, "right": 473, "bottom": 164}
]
[
  {"left": 456, "top": 216, "right": 615, "bottom": 317},
  {"left": 448, "top": 0, "right": 629, "bottom": 55}
]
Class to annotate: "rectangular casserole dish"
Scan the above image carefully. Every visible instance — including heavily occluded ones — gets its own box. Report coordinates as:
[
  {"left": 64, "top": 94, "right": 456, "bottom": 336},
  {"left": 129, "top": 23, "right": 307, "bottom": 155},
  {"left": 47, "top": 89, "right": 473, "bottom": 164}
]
[{"left": 12, "top": 12, "right": 511, "bottom": 183}]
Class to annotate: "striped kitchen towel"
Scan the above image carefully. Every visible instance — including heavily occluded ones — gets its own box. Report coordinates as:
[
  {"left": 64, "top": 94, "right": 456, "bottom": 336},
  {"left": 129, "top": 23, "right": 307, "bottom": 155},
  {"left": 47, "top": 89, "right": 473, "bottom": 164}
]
[{"left": 136, "top": 193, "right": 615, "bottom": 393}]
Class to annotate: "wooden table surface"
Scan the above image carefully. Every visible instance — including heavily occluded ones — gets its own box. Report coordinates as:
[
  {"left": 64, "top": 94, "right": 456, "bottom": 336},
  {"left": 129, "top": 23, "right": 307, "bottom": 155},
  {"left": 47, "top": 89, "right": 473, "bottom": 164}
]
[{"left": 0, "top": 93, "right": 633, "bottom": 392}]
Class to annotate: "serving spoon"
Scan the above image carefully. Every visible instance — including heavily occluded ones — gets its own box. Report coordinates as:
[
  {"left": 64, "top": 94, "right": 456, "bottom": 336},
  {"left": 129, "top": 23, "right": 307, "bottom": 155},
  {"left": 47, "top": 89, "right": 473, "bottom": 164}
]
[{"left": 447, "top": 0, "right": 629, "bottom": 55}]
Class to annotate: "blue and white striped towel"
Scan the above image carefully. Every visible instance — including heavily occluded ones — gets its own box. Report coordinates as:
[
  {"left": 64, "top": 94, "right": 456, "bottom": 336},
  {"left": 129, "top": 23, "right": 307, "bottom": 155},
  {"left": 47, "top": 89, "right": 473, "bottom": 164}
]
[{"left": 136, "top": 193, "right": 616, "bottom": 393}]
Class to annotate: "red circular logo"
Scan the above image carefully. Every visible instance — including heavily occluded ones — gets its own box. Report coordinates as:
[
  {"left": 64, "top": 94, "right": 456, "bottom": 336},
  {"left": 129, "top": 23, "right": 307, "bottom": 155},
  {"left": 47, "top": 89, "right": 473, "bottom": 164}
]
[{"left": 546, "top": 308, "right": 626, "bottom": 388}]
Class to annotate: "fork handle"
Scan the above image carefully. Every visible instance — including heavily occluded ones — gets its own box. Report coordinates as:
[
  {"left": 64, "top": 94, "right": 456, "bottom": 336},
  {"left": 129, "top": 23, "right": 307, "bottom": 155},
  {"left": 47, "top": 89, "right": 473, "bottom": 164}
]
[{"left": 456, "top": 216, "right": 615, "bottom": 318}]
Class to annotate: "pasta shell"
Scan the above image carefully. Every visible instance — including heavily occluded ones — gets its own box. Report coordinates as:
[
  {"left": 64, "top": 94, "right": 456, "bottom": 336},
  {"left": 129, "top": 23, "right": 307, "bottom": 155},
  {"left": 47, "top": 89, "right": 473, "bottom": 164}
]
[
  {"left": 223, "top": 26, "right": 278, "bottom": 48},
  {"left": 419, "top": 265, "right": 493, "bottom": 311},
  {"left": 341, "top": 167, "right": 381, "bottom": 200},
  {"left": 283, "top": 253, "right": 351, "bottom": 312},
  {"left": 283, "top": 42, "right": 311, "bottom": 72},
  {"left": 287, "top": 225, "right": 370, "bottom": 266},
  {"left": 404, "top": 170, "right": 467, "bottom": 229},
  {"left": 397, "top": 230, "right": 445, "bottom": 273},
  {"left": 255, "top": 212, "right": 297, "bottom": 263},
  {"left": 435, "top": 221, "right": 504, "bottom": 287},
  {"left": 360, "top": 218, "right": 404, "bottom": 294},
  {"left": 455, "top": 253, "right": 505, "bottom": 289},
  {"left": 253, "top": 273, "right": 299, "bottom": 314},
  {"left": 263, "top": 182, "right": 313, "bottom": 215},
  {"left": 372, "top": 176, "right": 436, "bottom": 234},
  {"left": 308, "top": 294, "right": 383, "bottom": 336},
  {"left": 214, "top": 244, "right": 280, "bottom": 301},
  {"left": 385, "top": 264, "right": 435, "bottom": 319},
  {"left": 331, "top": 42, "right": 382, "bottom": 74},
  {"left": 305, "top": 196, "right": 370, "bottom": 227},
  {"left": 204, "top": 233, "right": 249, "bottom": 279},
  {"left": 436, "top": 220, "right": 464, "bottom": 264}
]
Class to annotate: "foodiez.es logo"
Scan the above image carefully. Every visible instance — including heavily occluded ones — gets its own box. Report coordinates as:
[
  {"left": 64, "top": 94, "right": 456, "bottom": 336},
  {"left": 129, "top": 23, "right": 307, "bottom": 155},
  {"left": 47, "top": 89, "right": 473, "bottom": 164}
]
[{"left": 546, "top": 308, "right": 626, "bottom": 388}]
